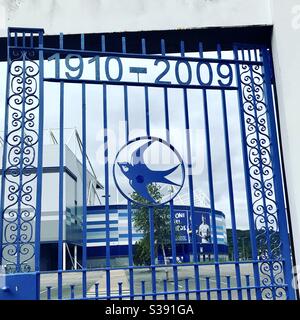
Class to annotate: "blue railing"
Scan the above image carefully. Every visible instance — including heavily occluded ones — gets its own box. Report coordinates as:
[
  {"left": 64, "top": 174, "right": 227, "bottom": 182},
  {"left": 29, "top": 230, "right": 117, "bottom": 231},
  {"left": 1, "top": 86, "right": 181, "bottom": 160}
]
[{"left": 0, "top": 27, "right": 296, "bottom": 300}]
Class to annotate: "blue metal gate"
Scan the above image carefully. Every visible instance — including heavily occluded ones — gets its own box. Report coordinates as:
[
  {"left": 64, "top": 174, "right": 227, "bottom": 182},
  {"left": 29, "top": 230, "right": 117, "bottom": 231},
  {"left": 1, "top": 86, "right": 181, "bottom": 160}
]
[{"left": 0, "top": 27, "right": 296, "bottom": 300}]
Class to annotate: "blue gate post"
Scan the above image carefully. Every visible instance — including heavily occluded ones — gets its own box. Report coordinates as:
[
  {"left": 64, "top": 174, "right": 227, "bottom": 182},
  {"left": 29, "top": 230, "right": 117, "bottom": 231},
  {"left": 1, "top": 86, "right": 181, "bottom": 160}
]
[
  {"left": 260, "top": 46, "right": 296, "bottom": 300},
  {"left": 234, "top": 44, "right": 296, "bottom": 300},
  {"left": 0, "top": 28, "right": 44, "bottom": 300},
  {"left": 234, "top": 45, "right": 263, "bottom": 300}
]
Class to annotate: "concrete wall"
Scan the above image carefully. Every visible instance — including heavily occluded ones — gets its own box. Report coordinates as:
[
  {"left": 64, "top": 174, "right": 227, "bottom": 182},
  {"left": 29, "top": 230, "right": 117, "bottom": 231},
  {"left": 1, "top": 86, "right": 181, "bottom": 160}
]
[
  {"left": 270, "top": 0, "right": 300, "bottom": 273},
  {"left": 0, "top": 0, "right": 272, "bottom": 37},
  {"left": 0, "top": 0, "right": 299, "bottom": 274}
]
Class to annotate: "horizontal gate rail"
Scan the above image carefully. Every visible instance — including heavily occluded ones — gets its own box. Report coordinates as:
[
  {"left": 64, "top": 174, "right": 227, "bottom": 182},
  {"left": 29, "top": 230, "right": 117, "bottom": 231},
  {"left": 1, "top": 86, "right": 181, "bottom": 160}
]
[
  {"left": 7, "top": 44, "right": 265, "bottom": 65},
  {"left": 43, "top": 78, "right": 239, "bottom": 91}
]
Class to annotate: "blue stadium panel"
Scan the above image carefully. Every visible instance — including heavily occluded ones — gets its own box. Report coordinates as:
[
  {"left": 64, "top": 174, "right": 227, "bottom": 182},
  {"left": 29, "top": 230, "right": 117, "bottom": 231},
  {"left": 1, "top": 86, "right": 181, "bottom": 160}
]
[{"left": 86, "top": 205, "right": 228, "bottom": 261}]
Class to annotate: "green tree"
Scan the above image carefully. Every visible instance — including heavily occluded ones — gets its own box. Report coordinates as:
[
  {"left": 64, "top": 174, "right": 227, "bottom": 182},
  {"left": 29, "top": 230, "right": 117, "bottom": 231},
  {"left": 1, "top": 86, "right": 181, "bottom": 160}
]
[
  {"left": 226, "top": 229, "right": 251, "bottom": 261},
  {"left": 133, "top": 236, "right": 151, "bottom": 266},
  {"left": 132, "top": 184, "right": 171, "bottom": 271}
]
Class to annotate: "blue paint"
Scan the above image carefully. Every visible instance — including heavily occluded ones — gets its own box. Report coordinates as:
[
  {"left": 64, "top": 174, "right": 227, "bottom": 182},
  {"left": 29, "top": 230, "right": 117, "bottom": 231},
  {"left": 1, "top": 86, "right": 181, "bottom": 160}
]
[
  {"left": 123, "top": 36, "right": 135, "bottom": 300},
  {"left": 35, "top": 30, "right": 45, "bottom": 276},
  {"left": 260, "top": 46, "right": 296, "bottom": 300},
  {"left": 58, "top": 80, "right": 64, "bottom": 300},
  {"left": 129, "top": 67, "right": 147, "bottom": 74},
  {"left": 103, "top": 83, "right": 111, "bottom": 299},
  {"left": 180, "top": 40, "right": 201, "bottom": 300},
  {"left": 233, "top": 45, "right": 262, "bottom": 300},
  {"left": 113, "top": 136, "right": 185, "bottom": 207},
  {"left": 217, "top": 44, "right": 242, "bottom": 300},
  {"left": 0, "top": 273, "right": 39, "bottom": 300},
  {"left": 0, "top": 28, "right": 295, "bottom": 302}
]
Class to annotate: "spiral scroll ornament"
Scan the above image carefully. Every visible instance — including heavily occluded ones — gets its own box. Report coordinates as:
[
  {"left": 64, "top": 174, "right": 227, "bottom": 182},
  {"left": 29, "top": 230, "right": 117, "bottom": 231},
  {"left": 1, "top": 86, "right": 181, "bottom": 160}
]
[
  {"left": 239, "top": 61, "right": 285, "bottom": 299},
  {"left": 1, "top": 50, "right": 40, "bottom": 273}
]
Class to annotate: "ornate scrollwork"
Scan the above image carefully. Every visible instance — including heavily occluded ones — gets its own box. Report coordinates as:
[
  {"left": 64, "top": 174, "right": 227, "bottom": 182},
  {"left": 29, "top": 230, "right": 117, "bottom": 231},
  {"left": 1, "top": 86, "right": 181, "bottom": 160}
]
[
  {"left": 239, "top": 61, "right": 286, "bottom": 299},
  {"left": 1, "top": 49, "right": 40, "bottom": 273}
]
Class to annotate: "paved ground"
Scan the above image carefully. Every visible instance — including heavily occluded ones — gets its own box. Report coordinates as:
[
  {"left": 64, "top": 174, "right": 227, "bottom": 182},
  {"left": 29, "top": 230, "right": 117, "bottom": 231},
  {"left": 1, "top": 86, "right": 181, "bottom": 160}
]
[{"left": 40, "top": 263, "right": 258, "bottom": 300}]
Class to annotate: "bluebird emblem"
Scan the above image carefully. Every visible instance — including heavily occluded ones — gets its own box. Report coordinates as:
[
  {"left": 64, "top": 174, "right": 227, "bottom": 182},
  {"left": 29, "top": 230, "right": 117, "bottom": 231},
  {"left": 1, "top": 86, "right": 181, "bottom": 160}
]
[{"left": 113, "top": 137, "right": 185, "bottom": 206}]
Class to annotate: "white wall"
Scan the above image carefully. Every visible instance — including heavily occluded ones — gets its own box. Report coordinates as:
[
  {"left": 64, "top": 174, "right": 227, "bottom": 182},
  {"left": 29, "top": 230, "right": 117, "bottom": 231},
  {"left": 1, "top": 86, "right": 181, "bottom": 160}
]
[
  {"left": 0, "top": 0, "right": 271, "bottom": 37},
  {"left": 0, "top": 0, "right": 299, "bottom": 273},
  {"left": 270, "top": 0, "right": 300, "bottom": 271}
]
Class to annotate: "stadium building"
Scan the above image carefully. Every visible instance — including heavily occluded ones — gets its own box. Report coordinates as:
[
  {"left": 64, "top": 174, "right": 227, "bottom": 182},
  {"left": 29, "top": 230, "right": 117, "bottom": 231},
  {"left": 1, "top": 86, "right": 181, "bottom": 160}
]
[
  {"left": 86, "top": 205, "right": 228, "bottom": 268},
  {"left": 1, "top": 131, "right": 228, "bottom": 271}
]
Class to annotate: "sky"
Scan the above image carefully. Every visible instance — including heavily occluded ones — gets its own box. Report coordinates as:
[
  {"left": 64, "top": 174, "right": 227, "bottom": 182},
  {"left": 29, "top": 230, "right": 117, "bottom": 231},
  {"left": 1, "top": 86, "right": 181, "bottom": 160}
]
[{"left": 0, "top": 50, "right": 251, "bottom": 231}]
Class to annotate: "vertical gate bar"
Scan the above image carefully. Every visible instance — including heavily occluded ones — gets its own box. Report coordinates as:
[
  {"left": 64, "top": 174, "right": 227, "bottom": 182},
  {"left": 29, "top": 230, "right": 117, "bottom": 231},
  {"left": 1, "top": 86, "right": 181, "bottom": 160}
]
[
  {"left": 161, "top": 38, "right": 179, "bottom": 300},
  {"left": 163, "top": 279, "right": 168, "bottom": 300},
  {"left": 254, "top": 49, "right": 258, "bottom": 62},
  {"left": 260, "top": 47, "right": 296, "bottom": 300},
  {"left": 30, "top": 33, "right": 33, "bottom": 48},
  {"left": 14, "top": 32, "right": 17, "bottom": 46},
  {"left": 81, "top": 34, "right": 85, "bottom": 51},
  {"left": 216, "top": 44, "right": 243, "bottom": 300},
  {"left": 202, "top": 88, "right": 222, "bottom": 300},
  {"left": 35, "top": 31, "right": 45, "bottom": 278},
  {"left": 141, "top": 281, "right": 146, "bottom": 300},
  {"left": 185, "top": 278, "right": 189, "bottom": 300},
  {"left": 142, "top": 38, "right": 156, "bottom": 300},
  {"left": 81, "top": 34, "right": 88, "bottom": 298},
  {"left": 149, "top": 206, "right": 157, "bottom": 300},
  {"left": 95, "top": 282, "right": 99, "bottom": 299},
  {"left": 22, "top": 33, "right": 25, "bottom": 47},
  {"left": 233, "top": 46, "right": 262, "bottom": 300},
  {"left": 123, "top": 85, "right": 130, "bottom": 141},
  {"left": 206, "top": 277, "right": 211, "bottom": 300},
  {"left": 141, "top": 38, "right": 150, "bottom": 136},
  {"left": 226, "top": 276, "right": 232, "bottom": 300},
  {"left": 46, "top": 286, "right": 52, "bottom": 300},
  {"left": 245, "top": 275, "right": 251, "bottom": 300},
  {"left": 127, "top": 200, "right": 134, "bottom": 299},
  {"left": 57, "top": 32, "right": 64, "bottom": 300},
  {"left": 122, "top": 36, "right": 129, "bottom": 140},
  {"left": 122, "top": 36, "right": 134, "bottom": 300},
  {"left": 201, "top": 46, "right": 222, "bottom": 299},
  {"left": 82, "top": 79, "right": 88, "bottom": 298},
  {"left": 101, "top": 35, "right": 106, "bottom": 53},
  {"left": 57, "top": 81, "right": 64, "bottom": 300},
  {"left": 70, "top": 284, "right": 75, "bottom": 300},
  {"left": 118, "top": 282, "right": 123, "bottom": 300},
  {"left": 180, "top": 40, "right": 201, "bottom": 301},
  {"left": 102, "top": 81, "right": 111, "bottom": 299},
  {"left": 0, "top": 32, "right": 11, "bottom": 265},
  {"left": 245, "top": 48, "right": 276, "bottom": 300},
  {"left": 169, "top": 201, "right": 179, "bottom": 297},
  {"left": 101, "top": 35, "right": 111, "bottom": 299},
  {"left": 145, "top": 86, "right": 150, "bottom": 135}
]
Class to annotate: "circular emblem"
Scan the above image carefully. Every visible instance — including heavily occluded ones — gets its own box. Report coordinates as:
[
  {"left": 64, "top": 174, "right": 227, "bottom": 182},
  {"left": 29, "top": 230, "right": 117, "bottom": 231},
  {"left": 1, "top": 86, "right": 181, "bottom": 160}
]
[{"left": 113, "top": 136, "right": 185, "bottom": 206}]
